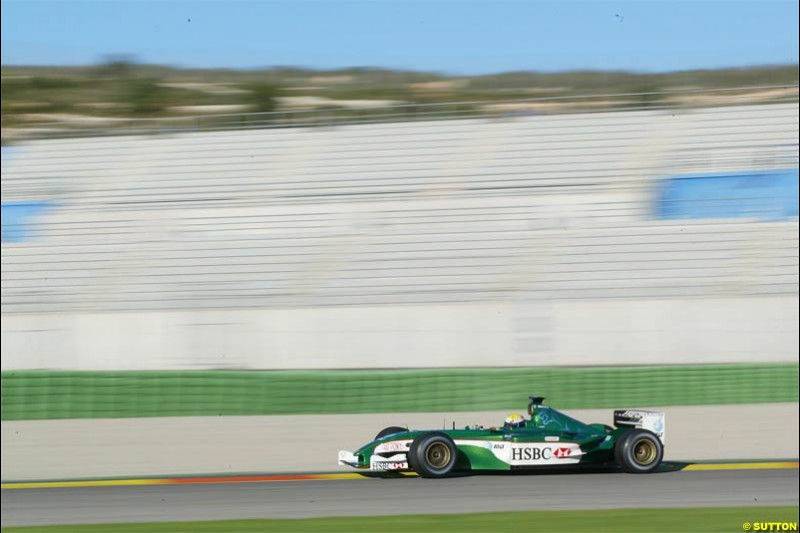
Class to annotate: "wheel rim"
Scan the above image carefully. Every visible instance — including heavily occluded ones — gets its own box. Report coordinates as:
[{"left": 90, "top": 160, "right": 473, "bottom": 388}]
[
  {"left": 632, "top": 438, "right": 657, "bottom": 465},
  {"left": 425, "top": 442, "right": 451, "bottom": 468}
]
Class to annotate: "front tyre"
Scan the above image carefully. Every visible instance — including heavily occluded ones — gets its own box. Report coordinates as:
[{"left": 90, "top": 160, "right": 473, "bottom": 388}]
[
  {"left": 614, "top": 429, "right": 663, "bottom": 473},
  {"left": 408, "top": 432, "right": 458, "bottom": 478},
  {"left": 375, "top": 426, "right": 407, "bottom": 440}
]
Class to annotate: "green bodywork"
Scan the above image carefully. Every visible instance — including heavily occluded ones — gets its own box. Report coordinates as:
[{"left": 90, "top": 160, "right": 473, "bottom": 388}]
[{"left": 351, "top": 404, "right": 634, "bottom": 471}]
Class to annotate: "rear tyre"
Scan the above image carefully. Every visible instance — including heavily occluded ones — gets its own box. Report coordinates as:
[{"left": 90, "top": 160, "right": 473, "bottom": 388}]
[
  {"left": 615, "top": 429, "right": 663, "bottom": 473},
  {"left": 408, "top": 432, "right": 458, "bottom": 478},
  {"left": 375, "top": 426, "right": 407, "bottom": 440}
]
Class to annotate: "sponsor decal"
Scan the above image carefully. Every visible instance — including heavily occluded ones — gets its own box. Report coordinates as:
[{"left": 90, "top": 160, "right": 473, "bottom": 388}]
[
  {"left": 370, "top": 454, "right": 409, "bottom": 471},
  {"left": 454, "top": 439, "right": 582, "bottom": 466},
  {"left": 375, "top": 440, "right": 411, "bottom": 454},
  {"left": 545, "top": 436, "right": 560, "bottom": 442},
  {"left": 554, "top": 447, "right": 572, "bottom": 458},
  {"left": 504, "top": 443, "right": 582, "bottom": 465},
  {"left": 371, "top": 461, "right": 408, "bottom": 471},
  {"left": 512, "top": 447, "right": 553, "bottom": 461}
]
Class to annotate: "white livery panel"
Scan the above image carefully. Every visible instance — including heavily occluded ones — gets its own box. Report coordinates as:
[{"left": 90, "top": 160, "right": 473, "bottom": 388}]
[{"left": 456, "top": 440, "right": 584, "bottom": 466}]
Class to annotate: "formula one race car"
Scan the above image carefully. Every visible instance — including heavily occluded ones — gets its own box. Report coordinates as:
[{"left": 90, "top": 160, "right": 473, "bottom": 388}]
[{"left": 338, "top": 396, "right": 665, "bottom": 478}]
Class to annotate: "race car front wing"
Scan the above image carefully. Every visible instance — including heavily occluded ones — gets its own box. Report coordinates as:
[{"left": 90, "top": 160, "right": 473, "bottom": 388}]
[{"left": 338, "top": 450, "right": 409, "bottom": 471}]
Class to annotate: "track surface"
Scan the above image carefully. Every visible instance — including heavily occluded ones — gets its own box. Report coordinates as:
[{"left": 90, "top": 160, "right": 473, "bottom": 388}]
[{"left": 2, "top": 469, "right": 798, "bottom": 527}]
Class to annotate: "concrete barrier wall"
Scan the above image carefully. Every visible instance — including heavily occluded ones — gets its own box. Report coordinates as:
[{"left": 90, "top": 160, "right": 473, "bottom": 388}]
[
  {"left": 2, "top": 404, "right": 797, "bottom": 480},
  {"left": 2, "top": 296, "right": 797, "bottom": 370}
]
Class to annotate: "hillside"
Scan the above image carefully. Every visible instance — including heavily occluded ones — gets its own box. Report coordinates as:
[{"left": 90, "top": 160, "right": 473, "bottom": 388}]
[{"left": 2, "top": 62, "right": 797, "bottom": 140}]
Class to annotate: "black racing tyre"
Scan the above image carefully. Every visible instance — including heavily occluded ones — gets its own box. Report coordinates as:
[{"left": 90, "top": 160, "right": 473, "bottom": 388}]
[
  {"left": 406, "top": 444, "right": 419, "bottom": 472},
  {"left": 408, "top": 432, "right": 458, "bottom": 478},
  {"left": 375, "top": 426, "right": 408, "bottom": 440},
  {"left": 615, "top": 429, "right": 664, "bottom": 474}
]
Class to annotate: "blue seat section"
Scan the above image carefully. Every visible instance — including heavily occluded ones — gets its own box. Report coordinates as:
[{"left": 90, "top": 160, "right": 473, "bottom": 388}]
[
  {"left": 1, "top": 201, "right": 55, "bottom": 243},
  {"left": 656, "top": 169, "right": 799, "bottom": 220},
  {"left": 1, "top": 145, "right": 19, "bottom": 162}
]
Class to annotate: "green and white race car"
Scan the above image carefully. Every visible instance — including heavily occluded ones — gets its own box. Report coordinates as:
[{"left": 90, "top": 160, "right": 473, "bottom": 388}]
[{"left": 338, "top": 396, "right": 665, "bottom": 478}]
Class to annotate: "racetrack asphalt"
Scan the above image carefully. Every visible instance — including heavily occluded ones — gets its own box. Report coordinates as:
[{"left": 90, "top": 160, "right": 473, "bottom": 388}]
[{"left": 2, "top": 467, "right": 798, "bottom": 527}]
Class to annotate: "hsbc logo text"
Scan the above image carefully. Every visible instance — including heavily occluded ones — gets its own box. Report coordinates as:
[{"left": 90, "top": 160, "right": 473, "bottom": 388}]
[
  {"left": 505, "top": 444, "right": 580, "bottom": 464},
  {"left": 512, "top": 447, "right": 553, "bottom": 461}
]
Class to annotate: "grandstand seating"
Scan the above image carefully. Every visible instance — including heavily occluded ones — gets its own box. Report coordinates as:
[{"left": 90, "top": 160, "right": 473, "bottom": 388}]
[{"left": 2, "top": 103, "right": 798, "bottom": 313}]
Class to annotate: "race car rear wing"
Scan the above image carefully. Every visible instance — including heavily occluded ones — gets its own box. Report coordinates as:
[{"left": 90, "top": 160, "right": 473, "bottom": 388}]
[{"left": 614, "top": 410, "right": 665, "bottom": 445}]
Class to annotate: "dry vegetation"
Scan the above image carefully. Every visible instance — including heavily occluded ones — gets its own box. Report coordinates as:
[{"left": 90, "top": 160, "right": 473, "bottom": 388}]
[{"left": 2, "top": 61, "right": 797, "bottom": 139}]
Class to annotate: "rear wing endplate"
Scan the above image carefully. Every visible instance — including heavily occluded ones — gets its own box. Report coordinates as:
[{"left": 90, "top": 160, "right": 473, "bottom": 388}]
[{"left": 614, "top": 410, "right": 665, "bottom": 445}]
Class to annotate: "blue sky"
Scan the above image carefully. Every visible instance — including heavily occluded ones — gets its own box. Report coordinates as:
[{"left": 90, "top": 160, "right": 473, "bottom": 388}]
[{"left": 1, "top": 1, "right": 798, "bottom": 74}]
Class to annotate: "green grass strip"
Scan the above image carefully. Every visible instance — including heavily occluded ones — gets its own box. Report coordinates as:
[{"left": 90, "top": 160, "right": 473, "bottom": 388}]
[
  {"left": 3, "top": 507, "right": 799, "bottom": 533},
  {"left": 2, "top": 363, "right": 797, "bottom": 421}
]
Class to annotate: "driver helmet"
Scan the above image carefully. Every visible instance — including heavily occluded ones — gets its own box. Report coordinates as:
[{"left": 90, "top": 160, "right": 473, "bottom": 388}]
[{"left": 504, "top": 413, "right": 526, "bottom": 429}]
